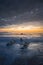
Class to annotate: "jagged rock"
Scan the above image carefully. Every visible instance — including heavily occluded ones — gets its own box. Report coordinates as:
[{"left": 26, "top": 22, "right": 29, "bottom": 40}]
[{"left": 6, "top": 40, "right": 16, "bottom": 46}]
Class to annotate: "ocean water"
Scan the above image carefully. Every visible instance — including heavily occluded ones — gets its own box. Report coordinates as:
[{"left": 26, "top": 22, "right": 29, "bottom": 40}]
[{"left": 0, "top": 35, "right": 43, "bottom": 65}]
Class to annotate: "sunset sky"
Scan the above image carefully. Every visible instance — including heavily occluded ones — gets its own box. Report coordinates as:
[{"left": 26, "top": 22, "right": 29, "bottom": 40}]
[
  {"left": 0, "top": 0, "right": 43, "bottom": 36},
  {"left": 0, "top": 22, "right": 43, "bottom": 35}
]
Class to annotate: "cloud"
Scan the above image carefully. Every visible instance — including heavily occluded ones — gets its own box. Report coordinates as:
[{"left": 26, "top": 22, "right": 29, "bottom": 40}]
[
  {"left": 0, "top": 0, "right": 43, "bottom": 27},
  {"left": 0, "top": 11, "right": 43, "bottom": 27},
  {"left": 0, "top": 0, "right": 43, "bottom": 16}
]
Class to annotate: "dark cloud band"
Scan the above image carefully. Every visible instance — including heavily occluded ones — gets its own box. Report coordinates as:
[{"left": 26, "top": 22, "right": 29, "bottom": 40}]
[{"left": 0, "top": 0, "right": 43, "bottom": 27}]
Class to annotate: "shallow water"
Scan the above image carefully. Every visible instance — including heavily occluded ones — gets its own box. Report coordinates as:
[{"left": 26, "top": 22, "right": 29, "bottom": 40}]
[{"left": 0, "top": 36, "right": 43, "bottom": 65}]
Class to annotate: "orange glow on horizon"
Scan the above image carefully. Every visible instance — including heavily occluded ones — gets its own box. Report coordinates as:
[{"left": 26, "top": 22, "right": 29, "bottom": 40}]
[{"left": 0, "top": 26, "right": 43, "bottom": 34}]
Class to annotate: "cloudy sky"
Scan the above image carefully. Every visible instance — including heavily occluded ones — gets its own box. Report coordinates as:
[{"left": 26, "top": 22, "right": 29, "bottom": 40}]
[{"left": 0, "top": 0, "right": 43, "bottom": 36}]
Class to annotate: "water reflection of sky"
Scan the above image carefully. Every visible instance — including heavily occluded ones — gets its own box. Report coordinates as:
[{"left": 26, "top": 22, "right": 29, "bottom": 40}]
[
  {"left": 28, "top": 43, "right": 41, "bottom": 49},
  {"left": 0, "top": 34, "right": 42, "bottom": 37}
]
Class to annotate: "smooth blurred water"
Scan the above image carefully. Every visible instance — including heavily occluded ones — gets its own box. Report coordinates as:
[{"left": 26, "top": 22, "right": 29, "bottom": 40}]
[{"left": 0, "top": 35, "right": 43, "bottom": 65}]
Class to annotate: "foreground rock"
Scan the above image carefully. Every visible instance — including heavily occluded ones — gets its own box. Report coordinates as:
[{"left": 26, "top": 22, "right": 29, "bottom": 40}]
[{"left": 6, "top": 40, "right": 16, "bottom": 46}]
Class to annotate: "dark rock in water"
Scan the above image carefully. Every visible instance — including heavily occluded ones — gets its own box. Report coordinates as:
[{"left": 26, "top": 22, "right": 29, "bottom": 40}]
[
  {"left": 6, "top": 40, "right": 16, "bottom": 46},
  {"left": 20, "top": 47, "right": 25, "bottom": 49},
  {"left": 20, "top": 33, "right": 24, "bottom": 35},
  {"left": 20, "top": 42, "right": 29, "bottom": 49},
  {"left": 6, "top": 42, "right": 12, "bottom": 46},
  {"left": 6, "top": 43, "right": 10, "bottom": 46},
  {"left": 20, "top": 38, "right": 23, "bottom": 42},
  {"left": 20, "top": 45, "right": 27, "bottom": 49}
]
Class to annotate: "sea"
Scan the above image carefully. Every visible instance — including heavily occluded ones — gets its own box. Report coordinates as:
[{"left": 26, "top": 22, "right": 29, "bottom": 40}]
[{"left": 0, "top": 35, "right": 43, "bottom": 65}]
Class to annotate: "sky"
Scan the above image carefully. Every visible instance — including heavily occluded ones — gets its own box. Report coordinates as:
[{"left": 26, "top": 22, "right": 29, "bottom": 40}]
[{"left": 0, "top": 0, "right": 43, "bottom": 36}]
